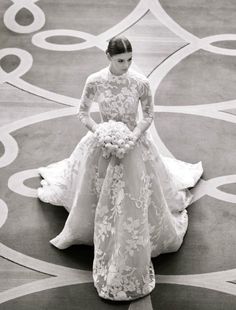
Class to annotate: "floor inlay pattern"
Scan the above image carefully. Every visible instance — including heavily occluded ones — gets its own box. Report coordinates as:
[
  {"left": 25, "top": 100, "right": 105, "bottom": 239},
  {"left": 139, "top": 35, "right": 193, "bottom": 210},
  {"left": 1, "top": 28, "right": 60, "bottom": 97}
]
[{"left": 0, "top": 0, "right": 236, "bottom": 309}]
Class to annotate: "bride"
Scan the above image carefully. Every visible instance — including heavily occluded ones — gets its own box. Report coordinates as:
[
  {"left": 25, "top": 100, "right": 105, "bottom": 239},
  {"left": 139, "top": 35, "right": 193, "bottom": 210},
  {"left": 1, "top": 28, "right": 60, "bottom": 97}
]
[{"left": 38, "top": 35, "right": 203, "bottom": 301}]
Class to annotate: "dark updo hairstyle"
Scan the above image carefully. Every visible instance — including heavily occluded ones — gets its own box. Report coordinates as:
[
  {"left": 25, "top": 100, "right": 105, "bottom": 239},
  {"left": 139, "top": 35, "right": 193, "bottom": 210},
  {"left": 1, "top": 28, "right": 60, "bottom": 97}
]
[{"left": 106, "top": 35, "right": 132, "bottom": 57}]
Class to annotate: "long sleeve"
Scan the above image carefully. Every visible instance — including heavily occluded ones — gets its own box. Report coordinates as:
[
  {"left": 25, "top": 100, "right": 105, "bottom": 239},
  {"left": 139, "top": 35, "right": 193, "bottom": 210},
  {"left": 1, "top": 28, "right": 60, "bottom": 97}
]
[
  {"left": 78, "top": 77, "right": 98, "bottom": 132},
  {"left": 132, "top": 78, "right": 154, "bottom": 139}
]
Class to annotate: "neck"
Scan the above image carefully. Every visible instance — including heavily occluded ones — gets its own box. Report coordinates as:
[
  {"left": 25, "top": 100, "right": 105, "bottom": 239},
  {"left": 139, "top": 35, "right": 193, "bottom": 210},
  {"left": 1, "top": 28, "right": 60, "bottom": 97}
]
[{"left": 108, "top": 65, "right": 126, "bottom": 76}]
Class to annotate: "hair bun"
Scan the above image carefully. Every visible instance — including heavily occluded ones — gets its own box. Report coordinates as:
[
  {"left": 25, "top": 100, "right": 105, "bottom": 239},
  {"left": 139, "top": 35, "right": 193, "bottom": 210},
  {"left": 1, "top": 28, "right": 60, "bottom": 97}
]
[{"left": 106, "top": 36, "right": 132, "bottom": 57}]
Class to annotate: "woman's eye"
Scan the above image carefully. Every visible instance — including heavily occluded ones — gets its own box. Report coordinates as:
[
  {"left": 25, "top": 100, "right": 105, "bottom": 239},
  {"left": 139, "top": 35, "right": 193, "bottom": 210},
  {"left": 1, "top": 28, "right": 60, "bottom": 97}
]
[{"left": 118, "top": 60, "right": 124, "bottom": 63}]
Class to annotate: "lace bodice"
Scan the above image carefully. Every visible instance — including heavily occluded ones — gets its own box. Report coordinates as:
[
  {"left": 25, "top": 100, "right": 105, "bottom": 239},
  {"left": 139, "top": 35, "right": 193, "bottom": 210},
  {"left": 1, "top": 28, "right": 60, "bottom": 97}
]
[{"left": 78, "top": 67, "right": 154, "bottom": 136}]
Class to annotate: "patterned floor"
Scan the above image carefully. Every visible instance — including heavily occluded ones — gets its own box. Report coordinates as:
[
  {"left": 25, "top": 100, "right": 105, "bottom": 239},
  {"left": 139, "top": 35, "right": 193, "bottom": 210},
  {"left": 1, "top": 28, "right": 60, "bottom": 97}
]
[{"left": 0, "top": 0, "right": 236, "bottom": 309}]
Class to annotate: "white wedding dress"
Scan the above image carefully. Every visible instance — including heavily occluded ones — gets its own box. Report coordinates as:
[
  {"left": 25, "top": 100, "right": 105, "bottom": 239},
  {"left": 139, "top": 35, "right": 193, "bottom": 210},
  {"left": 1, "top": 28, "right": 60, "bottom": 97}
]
[{"left": 38, "top": 67, "right": 203, "bottom": 301}]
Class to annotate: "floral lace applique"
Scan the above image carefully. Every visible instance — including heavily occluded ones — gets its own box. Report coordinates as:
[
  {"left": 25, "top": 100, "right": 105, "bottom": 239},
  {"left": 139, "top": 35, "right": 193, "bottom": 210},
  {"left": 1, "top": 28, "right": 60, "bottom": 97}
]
[
  {"left": 126, "top": 172, "right": 153, "bottom": 214},
  {"left": 88, "top": 164, "right": 105, "bottom": 197},
  {"left": 93, "top": 161, "right": 155, "bottom": 300},
  {"left": 78, "top": 68, "right": 154, "bottom": 134},
  {"left": 109, "top": 164, "right": 125, "bottom": 207}
]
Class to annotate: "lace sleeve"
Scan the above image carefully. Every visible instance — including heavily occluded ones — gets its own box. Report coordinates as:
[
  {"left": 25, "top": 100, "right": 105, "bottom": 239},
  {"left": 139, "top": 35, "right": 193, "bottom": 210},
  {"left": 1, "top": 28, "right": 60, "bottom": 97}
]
[
  {"left": 77, "top": 77, "right": 98, "bottom": 132},
  {"left": 132, "top": 79, "right": 154, "bottom": 138}
]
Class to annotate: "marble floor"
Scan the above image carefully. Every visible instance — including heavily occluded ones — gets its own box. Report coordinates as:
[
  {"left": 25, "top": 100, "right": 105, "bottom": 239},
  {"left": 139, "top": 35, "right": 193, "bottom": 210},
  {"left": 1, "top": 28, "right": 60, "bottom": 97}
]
[{"left": 0, "top": 0, "right": 236, "bottom": 309}]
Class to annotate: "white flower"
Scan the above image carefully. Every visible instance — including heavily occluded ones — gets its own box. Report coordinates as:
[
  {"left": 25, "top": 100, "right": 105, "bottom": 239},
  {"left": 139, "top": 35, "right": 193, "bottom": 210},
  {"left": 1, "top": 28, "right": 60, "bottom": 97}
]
[
  {"left": 116, "top": 291, "right": 127, "bottom": 299},
  {"left": 94, "top": 121, "right": 135, "bottom": 159}
]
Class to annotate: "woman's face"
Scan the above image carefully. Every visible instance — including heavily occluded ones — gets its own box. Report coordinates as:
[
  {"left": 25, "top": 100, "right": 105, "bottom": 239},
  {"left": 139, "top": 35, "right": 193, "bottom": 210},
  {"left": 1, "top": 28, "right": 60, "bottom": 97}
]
[{"left": 108, "top": 52, "right": 132, "bottom": 76}]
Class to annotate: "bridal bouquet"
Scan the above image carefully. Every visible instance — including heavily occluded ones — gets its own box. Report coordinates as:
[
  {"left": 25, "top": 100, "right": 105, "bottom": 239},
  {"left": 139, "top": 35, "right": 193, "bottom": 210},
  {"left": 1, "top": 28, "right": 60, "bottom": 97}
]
[{"left": 94, "top": 120, "right": 135, "bottom": 159}]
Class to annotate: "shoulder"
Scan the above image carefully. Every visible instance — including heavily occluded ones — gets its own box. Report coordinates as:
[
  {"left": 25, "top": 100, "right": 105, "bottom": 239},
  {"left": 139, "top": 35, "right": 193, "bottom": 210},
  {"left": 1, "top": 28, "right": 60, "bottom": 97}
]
[
  {"left": 85, "top": 68, "right": 107, "bottom": 84},
  {"left": 128, "top": 69, "right": 151, "bottom": 97},
  {"left": 128, "top": 69, "right": 149, "bottom": 85}
]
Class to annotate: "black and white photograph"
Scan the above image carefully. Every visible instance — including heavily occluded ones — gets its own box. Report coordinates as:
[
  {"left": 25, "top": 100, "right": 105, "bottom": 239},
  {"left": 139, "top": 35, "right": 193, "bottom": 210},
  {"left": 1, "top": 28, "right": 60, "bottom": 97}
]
[{"left": 0, "top": 0, "right": 236, "bottom": 309}]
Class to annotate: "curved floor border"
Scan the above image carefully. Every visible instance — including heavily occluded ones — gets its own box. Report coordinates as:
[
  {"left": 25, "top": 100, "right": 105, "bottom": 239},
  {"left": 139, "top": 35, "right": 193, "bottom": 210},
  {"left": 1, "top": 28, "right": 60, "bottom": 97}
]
[
  {"left": 3, "top": 0, "right": 45, "bottom": 34},
  {"left": 0, "top": 199, "right": 8, "bottom": 229},
  {"left": 0, "top": 133, "right": 18, "bottom": 168},
  {"left": 1, "top": 0, "right": 236, "bottom": 308}
]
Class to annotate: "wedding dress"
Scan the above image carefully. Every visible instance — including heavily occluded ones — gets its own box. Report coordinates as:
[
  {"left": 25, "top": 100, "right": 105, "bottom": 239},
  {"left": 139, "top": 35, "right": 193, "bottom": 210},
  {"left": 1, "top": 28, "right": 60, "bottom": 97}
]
[{"left": 37, "top": 67, "right": 203, "bottom": 301}]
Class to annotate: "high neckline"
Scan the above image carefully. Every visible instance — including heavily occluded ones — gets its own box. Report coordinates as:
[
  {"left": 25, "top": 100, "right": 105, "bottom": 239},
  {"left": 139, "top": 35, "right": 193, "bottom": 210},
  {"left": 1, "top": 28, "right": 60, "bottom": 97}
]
[{"left": 107, "top": 66, "right": 128, "bottom": 78}]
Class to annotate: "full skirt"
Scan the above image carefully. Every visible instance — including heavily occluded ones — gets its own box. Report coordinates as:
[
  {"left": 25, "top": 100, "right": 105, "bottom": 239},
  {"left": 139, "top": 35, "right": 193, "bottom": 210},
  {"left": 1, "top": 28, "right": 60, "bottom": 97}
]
[{"left": 38, "top": 131, "right": 203, "bottom": 300}]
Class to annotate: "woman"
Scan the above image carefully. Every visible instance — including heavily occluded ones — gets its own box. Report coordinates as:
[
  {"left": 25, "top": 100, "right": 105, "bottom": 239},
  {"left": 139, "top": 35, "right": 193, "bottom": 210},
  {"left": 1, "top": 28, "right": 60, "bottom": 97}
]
[{"left": 38, "top": 35, "right": 203, "bottom": 301}]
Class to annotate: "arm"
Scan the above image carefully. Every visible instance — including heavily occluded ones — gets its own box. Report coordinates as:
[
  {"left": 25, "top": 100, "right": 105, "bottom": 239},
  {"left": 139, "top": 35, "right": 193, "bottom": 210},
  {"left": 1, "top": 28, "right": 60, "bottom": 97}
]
[
  {"left": 77, "top": 77, "right": 98, "bottom": 133},
  {"left": 132, "top": 79, "right": 154, "bottom": 140}
]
